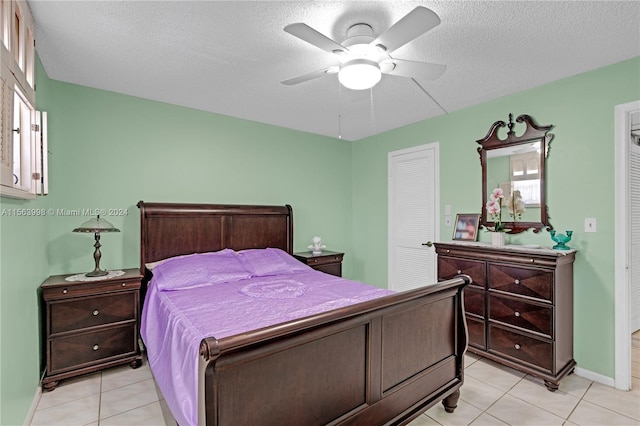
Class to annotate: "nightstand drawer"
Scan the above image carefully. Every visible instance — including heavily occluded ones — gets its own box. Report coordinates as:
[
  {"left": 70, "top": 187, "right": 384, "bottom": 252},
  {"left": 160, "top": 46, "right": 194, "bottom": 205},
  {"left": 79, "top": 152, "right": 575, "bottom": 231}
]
[
  {"left": 50, "top": 292, "right": 136, "bottom": 334},
  {"left": 488, "top": 325, "right": 553, "bottom": 373},
  {"left": 489, "top": 295, "right": 552, "bottom": 337},
  {"left": 488, "top": 264, "right": 553, "bottom": 302},
  {"left": 49, "top": 324, "right": 137, "bottom": 373},
  {"left": 42, "top": 279, "right": 140, "bottom": 301},
  {"left": 305, "top": 254, "right": 343, "bottom": 266}
]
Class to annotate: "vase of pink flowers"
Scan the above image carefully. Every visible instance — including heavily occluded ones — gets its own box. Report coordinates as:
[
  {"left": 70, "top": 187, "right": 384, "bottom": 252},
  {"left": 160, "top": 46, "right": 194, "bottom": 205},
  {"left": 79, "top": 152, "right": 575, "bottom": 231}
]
[{"left": 486, "top": 187, "right": 526, "bottom": 246}]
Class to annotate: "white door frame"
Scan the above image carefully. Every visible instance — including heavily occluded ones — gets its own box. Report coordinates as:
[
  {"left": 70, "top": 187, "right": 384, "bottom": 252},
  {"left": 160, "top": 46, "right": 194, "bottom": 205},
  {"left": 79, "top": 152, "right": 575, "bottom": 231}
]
[
  {"left": 614, "top": 99, "right": 640, "bottom": 390},
  {"left": 387, "top": 142, "right": 440, "bottom": 289}
]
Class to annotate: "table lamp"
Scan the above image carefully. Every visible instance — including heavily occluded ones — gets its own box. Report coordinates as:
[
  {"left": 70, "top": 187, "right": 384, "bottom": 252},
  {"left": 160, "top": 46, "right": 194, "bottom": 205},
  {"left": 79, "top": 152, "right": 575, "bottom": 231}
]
[{"left": 73, "top": 215, "right": 120, "bottom": 277}]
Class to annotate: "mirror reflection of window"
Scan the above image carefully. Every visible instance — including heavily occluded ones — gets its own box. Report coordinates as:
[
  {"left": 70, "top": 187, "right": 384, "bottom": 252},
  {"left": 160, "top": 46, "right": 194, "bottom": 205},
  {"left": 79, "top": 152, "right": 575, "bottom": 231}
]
[{"left": 510, "top": 152, "right": 540, "bottom": 206}]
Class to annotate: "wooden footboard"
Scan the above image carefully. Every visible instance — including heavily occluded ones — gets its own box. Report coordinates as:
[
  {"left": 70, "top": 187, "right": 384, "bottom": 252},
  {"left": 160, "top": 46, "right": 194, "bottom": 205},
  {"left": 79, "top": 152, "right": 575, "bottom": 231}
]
[{"left": 198, "top": 275, "right": 470, "bottom": 426}]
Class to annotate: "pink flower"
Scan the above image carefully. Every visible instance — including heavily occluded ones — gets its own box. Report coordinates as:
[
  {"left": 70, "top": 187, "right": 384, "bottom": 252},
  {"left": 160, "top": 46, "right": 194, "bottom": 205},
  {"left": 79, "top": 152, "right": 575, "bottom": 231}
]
[
  {"left": 490, "top": 188, "right": 504, "bottom": 201},
  {"left": 486, "top": 200, "right": 501, "bottom": 215}
]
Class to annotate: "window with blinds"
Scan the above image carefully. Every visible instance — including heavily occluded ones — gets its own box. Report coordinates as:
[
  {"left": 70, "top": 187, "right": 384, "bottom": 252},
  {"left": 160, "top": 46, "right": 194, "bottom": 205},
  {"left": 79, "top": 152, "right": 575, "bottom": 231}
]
[{"left": 510, "top": 152, "right": 540, "bottom": 206}]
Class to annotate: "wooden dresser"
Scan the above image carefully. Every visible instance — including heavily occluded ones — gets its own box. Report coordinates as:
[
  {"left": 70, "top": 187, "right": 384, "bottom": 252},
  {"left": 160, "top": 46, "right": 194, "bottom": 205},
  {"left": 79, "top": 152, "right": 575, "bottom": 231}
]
[
  {"left": 293, "top": 250, "right": 344, "bottom": 277},
  {"left": 41, "top": 268, "right": 143, "bottom": 391},
  {"left": 434, "top": 242, "right": 576, "bottom": 391}
]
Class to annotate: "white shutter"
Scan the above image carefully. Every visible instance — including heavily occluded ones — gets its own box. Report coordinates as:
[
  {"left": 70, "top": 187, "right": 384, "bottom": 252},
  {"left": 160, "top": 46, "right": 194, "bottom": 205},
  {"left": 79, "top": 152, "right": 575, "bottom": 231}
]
[{"left": 630, "top": 140, "right": 640, "bottom": 330}]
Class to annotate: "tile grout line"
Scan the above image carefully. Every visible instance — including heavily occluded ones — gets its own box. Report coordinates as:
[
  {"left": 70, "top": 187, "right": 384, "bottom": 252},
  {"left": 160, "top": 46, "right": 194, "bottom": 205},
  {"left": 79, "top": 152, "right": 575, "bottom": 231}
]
[{"left": 97, "top": 371, "right": 103, "bottom": 426}]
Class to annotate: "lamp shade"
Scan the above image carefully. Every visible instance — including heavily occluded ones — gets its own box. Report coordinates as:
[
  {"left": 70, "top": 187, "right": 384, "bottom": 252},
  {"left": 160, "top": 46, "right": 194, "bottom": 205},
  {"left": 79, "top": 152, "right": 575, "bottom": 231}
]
[
  {"left": 338, "top": 59, "right": 382, "bottom": 91},
  {"left": 73, "top": 215, "right": 120, "bottom": 233}
]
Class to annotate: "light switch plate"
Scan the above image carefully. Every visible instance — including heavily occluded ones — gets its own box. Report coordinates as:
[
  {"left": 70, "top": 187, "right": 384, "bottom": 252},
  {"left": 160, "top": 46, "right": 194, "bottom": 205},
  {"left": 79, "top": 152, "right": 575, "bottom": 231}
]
[{"left": 585, "top": 218, "right": 597, "bottom": 232}]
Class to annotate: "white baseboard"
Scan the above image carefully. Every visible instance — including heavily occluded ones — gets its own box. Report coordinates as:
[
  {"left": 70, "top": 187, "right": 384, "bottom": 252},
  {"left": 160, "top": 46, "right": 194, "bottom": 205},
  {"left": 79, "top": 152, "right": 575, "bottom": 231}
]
[
  {"left": 575, "top": 366, "right": 615, "bottom": 387},
  {"left": 23, "top": 384, "right": 42, "bottom": 426}
]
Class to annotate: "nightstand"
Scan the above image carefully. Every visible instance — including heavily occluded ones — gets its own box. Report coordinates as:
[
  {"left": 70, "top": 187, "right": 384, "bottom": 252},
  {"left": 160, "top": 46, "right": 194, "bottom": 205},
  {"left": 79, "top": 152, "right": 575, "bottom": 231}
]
[
  {"left": 293, "top": 250, "right": 344, "bottom": 277},
  {"left": 40, "top": 268, "right": 143, "bottom": 391}
]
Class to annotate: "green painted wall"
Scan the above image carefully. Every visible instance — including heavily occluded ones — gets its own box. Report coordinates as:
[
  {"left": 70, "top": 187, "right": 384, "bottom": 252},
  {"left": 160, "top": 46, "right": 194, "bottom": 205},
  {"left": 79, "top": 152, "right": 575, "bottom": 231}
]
[
  {"left": 42, "top": 80, "right": 354, "bottom": 277},
  {"left": 0, "top": 196, "right": 49, "bottom": 426},
  {"left": 351, "top": 57, "right": 640, "bottom": 378}
]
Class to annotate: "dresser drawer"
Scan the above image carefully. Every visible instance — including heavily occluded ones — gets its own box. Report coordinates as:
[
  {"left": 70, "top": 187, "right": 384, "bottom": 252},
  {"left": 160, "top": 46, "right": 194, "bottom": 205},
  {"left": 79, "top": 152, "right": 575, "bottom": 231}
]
[
  {"left": 488, "top": 264, "right": 553, "bottom": 302},
  {"left": 49, "top": 324, "right": 137, "bottom": 373},
  {"left": 489, "top": 295, "right": 552, "bottom": 337},
  {"left": 464, "top": 287, "right": 485, "bottom": 318},
  {"left": 438, "top": 256, "right": 486, "bottom": 288},
  {"left": 488, "top": 325, "right": 553, "bottom": 373},
  {"left": 50, "top": 292, "right": 136, "bottom": 334},
  {"left": 467, "top": 317, "right": 486, "bottom": 350}
]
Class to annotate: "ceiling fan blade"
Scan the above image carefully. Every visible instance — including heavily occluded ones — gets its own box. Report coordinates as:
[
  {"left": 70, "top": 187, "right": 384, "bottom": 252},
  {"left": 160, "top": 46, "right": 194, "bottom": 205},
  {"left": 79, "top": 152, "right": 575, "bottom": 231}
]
[
  {"left": 372, "top": 6, "right": 440, "bottom": 53},
  {"left": 284, "top": 23, "right": 349, "bottom": 55},
  {"left": 281, "top": 67, "right": 338, "bottom": 86},
  {"left": 383, "top": 59, "right": 447, "bottom": 80}
]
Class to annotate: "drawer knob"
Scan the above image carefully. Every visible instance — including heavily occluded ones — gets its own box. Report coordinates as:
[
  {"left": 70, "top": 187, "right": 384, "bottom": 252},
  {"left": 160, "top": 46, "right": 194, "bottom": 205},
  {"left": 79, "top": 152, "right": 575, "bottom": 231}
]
[
  {"left": 121, "top": 283, "right": 126, "bottom": 287},
  {"left": 530, "top": 259, "right": 535, "bottom": 263},
  {"left": 457, "top": 270, "right": 462, "bottom": 275},
  {"left": 92, "top": 310, "right": 99, "bottom": 316},
  {"left": 514, "top": 344, "right": 521, "bottom": 350},
  {"left": 93, "top": 344, "right": 99, "bottom": 351},
  {"left": 514, "top": 311, "right": 521, "bottom": 317},
  {"left": 514, "top": 279, "right": 520, "bottom": 285},
  {"left": 446, "top": 249, "right": 450, "bottom": 253},
  {"left": 334, "top": 257, "right": 340, "bottom": 261},
  {"left": 62, "top": 288, "right": 68, "bottom": 294}
]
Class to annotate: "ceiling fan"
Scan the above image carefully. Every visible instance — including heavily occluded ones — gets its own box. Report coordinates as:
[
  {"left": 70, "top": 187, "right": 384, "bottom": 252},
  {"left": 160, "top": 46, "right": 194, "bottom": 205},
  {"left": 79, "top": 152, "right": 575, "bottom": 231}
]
[{"left": 281, "top": 6, "right": 447, "bottom": 91}]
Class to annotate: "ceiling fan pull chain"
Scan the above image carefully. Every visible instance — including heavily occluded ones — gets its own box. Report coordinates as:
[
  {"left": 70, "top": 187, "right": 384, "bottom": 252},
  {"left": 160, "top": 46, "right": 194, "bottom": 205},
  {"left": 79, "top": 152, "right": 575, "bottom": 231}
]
[
  {"left": 370, "top": 87, "right": 376, "bottom": 135},
  {"left": 338, "top": 80, "right": 343, "bottom": 140}
]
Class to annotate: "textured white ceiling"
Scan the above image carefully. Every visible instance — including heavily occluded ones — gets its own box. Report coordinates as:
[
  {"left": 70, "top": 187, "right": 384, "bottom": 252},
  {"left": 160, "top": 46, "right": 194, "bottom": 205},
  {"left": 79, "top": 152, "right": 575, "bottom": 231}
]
[{"left": 29, "top": 1, "right": 640, "bottom": 141}]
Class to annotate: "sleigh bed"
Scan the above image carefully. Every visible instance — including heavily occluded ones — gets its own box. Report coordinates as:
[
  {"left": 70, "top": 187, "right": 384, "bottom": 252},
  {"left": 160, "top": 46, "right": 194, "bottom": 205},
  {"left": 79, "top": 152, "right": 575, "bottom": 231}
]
[{"left": 137, "top": 201, "right": 470, "bottom": 426}]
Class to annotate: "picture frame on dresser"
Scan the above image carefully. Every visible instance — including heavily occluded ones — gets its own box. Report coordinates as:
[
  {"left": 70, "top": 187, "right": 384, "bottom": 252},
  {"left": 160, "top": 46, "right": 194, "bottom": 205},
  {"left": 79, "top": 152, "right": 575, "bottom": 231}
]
[{"left": 452, "top": 213, "right": 480, "bottom": 241}]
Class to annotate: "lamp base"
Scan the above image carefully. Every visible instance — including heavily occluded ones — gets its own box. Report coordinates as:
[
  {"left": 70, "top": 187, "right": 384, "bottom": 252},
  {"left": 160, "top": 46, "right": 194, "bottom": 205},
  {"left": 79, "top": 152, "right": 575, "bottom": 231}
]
[{"left": 85, "top": 269, "right": 108, "bottom": 277}]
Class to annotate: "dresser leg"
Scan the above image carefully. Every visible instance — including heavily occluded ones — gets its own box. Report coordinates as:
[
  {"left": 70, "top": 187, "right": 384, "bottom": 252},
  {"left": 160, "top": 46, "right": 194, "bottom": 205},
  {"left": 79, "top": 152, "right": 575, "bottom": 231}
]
[
  {"left": 544, "top": 380, "right": 559, "bottom": 392},
  {"left": 42, "top": 381, "right": 58, "bottom": 392},
  {"left": 130, "top": 358, "right": 142, "bottom": 369},
  {"left": 442, "top": 389, "right": 460, "bottom": 413}
]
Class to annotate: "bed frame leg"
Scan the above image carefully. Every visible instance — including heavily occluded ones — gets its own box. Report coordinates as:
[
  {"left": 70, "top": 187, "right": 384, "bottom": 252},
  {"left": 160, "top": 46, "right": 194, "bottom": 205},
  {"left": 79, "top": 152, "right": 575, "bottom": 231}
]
[{"left": 442, "top": 389, "right": 460, "bottom": 413}]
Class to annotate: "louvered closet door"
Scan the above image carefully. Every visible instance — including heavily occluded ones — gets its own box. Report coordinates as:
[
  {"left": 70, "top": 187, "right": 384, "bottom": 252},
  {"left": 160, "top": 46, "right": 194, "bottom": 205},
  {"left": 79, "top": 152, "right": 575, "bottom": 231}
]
[
  {"left": 388, "top": 143, "right": 439, "bottom": 291},
  {"left": 630, "top": 128, "right": 640, "bottom": 332}
]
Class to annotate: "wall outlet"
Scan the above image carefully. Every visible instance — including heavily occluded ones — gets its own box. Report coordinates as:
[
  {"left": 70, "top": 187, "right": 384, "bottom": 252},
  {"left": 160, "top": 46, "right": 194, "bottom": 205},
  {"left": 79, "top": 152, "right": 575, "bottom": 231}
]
[
  {"left": 445, "top": 216, "right": 452, "bottom": 227},
  {"left": 585, "top": 218, "right": 597, "bottom": 232}
]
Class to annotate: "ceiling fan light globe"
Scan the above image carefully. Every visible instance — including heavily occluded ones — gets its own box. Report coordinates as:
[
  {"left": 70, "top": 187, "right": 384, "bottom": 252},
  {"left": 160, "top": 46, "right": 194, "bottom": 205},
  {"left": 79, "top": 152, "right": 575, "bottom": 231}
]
[{"left": 338, "top": 59, "right": 381, "bottom": 90}]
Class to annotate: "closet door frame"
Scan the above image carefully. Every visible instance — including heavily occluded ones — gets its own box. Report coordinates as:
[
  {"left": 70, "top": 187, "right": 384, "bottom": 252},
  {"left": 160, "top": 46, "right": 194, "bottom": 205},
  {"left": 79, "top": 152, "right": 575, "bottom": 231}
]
[{"left": 614, "top": 99, "right": 640, "bottom": 391}]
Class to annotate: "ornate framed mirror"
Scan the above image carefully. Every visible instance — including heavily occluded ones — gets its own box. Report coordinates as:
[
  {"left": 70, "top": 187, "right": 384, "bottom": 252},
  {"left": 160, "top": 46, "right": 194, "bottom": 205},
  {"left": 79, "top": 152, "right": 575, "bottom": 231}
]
[{"left": 477, "top": 114, "right": 554, "bottom": 234}]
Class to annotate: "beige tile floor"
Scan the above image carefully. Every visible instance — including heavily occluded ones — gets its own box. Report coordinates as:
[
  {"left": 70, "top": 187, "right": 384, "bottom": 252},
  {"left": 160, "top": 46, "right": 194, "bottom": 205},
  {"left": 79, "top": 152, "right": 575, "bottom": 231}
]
[{"left": 30, "top": 334, "right": 640, "bottom": 426}]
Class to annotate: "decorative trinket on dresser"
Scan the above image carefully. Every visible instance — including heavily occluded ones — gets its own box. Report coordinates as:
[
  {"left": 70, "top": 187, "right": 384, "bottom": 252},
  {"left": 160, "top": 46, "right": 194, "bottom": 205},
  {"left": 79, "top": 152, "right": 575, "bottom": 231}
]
[{"left": 550, "top": 230, "right": 573, "bottom": 250}]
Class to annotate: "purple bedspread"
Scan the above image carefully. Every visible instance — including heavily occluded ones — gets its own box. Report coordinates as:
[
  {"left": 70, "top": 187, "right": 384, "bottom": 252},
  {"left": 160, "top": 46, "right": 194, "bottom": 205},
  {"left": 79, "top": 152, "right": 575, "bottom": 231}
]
[{"left": 141, "top": 265, "right": 393, "bottom": 426}]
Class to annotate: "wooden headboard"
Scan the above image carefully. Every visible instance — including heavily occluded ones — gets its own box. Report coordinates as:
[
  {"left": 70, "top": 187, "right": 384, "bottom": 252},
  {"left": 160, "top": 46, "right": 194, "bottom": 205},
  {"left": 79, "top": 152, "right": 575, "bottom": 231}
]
[{"left": 137, "top": 201, "right": 293, "bottom": 272}]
